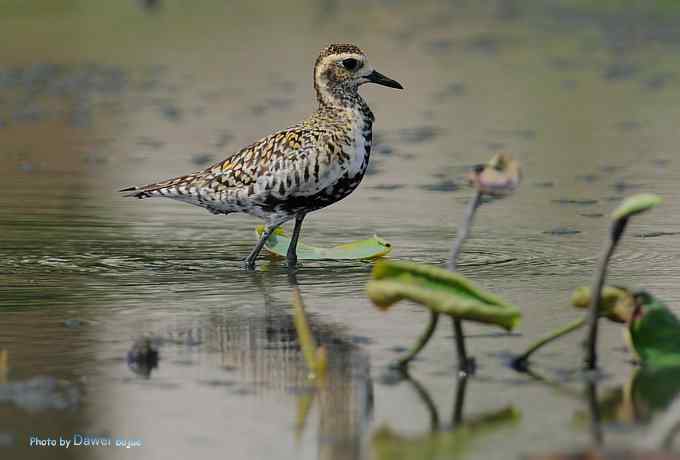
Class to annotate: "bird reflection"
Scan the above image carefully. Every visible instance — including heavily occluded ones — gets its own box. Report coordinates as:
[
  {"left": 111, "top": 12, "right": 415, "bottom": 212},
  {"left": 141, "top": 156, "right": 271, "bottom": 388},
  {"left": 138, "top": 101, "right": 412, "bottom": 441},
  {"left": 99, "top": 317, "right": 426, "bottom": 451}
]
[
  {"left": 182, "top": 269, "right": 373, "bottom": 460},
  {"left": 286, "top": 270, "right": 374, "bottom": 460},
  {"left": 122, "top": 266, "right": 373, "bottom": 459}
]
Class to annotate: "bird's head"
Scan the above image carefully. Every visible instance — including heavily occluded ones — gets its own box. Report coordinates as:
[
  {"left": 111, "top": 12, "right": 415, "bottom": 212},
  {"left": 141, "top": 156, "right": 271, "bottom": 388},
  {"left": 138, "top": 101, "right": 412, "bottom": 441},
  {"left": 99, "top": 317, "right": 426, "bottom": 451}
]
[{"left": 313, "top": 43, "right": 402, "bottom": 105}]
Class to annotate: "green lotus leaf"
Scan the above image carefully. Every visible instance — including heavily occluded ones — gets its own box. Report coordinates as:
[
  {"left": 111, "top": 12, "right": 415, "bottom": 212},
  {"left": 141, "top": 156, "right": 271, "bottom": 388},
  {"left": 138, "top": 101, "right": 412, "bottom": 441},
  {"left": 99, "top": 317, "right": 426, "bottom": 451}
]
[
  {"left": 611, "top": 193, "right": 662, "bottom": 221},
  {"left": 256, "top": 226, "right": 392, "bottom": 260},
  {"left": 629, "top": 292, "right": 680, "bottom": 368},
  {"left": 372, "top": 407, "right": 520, "bottom": 460},
  {"left": 367, "top": 260, "right": 521, "bottom": 330}
]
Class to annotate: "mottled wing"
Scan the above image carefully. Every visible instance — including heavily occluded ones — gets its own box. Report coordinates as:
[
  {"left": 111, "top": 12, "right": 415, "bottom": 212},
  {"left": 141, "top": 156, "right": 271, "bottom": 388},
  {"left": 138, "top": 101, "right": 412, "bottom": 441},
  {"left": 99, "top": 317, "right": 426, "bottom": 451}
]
[
  {"left": 121, "top": 123, "right": 350, "bottom": 213},
  {"left": 209, "top": 125, "right": 353, "bottom": 204},
  {"left": 119, "top": 133, "right": 291, "bottom": 200}
]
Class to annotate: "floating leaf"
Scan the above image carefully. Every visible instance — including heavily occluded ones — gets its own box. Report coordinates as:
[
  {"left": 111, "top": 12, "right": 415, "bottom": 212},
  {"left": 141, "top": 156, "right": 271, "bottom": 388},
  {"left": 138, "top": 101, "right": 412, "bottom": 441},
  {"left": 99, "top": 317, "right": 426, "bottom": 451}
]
[
  {"left": 256, "top": 226, "right": 392, "bottom": 260},
  {"left": 629, "top": 292, "right": 680, "bottom": 368},
  {"left": 372, "top": 407, "right": 520, "bottom": 460},
  {"left": 367, "top": 260, "right": 521, "bottom": 330},
  {"left": 611, "top": 193, "right": 662, "bottom": 221},
  {"left": 571, "top": 286, "right": 635, "bottom": 323},
  {"left": 465, "top": 153, "right": 521, "bottom": 197}
]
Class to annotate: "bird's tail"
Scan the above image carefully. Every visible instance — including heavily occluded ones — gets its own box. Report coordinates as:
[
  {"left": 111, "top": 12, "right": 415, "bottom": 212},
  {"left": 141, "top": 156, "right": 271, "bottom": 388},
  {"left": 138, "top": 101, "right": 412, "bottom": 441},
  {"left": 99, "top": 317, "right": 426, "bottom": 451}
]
[{"left": 119, "top": 174, "right": 197, "bottom": 199}]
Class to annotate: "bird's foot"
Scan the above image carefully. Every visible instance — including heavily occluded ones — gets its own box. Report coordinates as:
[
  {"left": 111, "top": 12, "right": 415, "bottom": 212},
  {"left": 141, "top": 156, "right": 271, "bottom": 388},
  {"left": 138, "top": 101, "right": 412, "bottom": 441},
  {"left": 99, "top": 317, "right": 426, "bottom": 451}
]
[{"left": 241, "top": 257, "right": 257, "bottom": 271}]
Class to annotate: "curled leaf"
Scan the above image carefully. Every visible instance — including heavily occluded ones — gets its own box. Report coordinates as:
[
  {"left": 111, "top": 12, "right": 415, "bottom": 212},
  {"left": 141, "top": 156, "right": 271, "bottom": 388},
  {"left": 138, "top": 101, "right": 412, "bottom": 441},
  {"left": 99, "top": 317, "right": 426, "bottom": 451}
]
[
  {"left": 465, "top": 153, "right": 521, "bottom": 197},
  {"left": 611, "top": 193, "right": 662, "bottom": 221},
  {"left": 571, "top": 286, "right": 635, "bottom": 323},
  {"left": 367, "top": 260, "right": 521, "bottom": 331},
  {"left": 629, "top": 292, "right": 680, "bottom": 369},
  {"left": 256, "top": 226, "right": 392, "bottom": 260}
]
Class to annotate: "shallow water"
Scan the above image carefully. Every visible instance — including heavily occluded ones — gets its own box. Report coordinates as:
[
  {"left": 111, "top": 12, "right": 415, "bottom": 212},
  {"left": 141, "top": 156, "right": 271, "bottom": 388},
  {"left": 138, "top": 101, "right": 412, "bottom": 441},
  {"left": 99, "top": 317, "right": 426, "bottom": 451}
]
[{"left": 2, "top": 1, "right": 680, "bottom": 459}]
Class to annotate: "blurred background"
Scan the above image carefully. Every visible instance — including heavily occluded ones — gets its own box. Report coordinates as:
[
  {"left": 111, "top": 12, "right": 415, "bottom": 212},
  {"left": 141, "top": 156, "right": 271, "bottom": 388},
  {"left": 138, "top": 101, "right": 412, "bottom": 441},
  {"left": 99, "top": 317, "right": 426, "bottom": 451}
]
[{"left": 2, "top": 1, "right": 680, "bottom": 459}]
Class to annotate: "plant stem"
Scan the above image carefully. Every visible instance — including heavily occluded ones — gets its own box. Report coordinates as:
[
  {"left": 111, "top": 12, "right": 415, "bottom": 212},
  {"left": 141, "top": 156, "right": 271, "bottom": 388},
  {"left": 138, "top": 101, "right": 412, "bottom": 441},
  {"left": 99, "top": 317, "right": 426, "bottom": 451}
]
[
  {"left": 448, "top": 191, "right": 482, "bottom": 271},
  {"left": 584, "top": 218, "right": 627, "bottom": 370},
  {"left": 451, "top": 373, "right": 469, "bottom": 426},
  {"left": 452, "top": 318, "right": 473, "bottom": 373},
  {"left": 447, "top": 190, "right": 482, "bottom": 372},
  {"left": 513, "top": 317, "right": 587, "bottom": 370},
  {"left": 392, "top": 311, "right": 440, "bottom": 369}
]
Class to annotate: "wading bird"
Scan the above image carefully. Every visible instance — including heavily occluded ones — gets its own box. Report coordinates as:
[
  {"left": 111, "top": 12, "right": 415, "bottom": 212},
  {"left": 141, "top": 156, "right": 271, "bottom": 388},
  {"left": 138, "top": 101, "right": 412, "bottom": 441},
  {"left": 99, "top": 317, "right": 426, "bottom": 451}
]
[{"left": 121, "top": 43, "right": 402, "bottom": 269}]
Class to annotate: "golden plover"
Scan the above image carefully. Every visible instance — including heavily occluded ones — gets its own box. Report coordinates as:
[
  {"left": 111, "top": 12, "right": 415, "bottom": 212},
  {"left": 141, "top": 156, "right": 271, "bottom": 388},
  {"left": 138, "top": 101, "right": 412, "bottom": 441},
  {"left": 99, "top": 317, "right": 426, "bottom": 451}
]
[{"left": 120, "top": 43, "right": 403, "bottom": 269}]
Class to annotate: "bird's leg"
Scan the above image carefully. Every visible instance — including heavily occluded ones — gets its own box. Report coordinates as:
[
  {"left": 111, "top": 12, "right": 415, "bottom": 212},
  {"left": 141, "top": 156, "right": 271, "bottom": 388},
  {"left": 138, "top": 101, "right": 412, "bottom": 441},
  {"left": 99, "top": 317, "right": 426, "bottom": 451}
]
[
  {"left": 287, "top": 213, "right": 306, "bottom": 268},
  {"left": 244, "top": 224, "right": 280, "bottom": 270}
]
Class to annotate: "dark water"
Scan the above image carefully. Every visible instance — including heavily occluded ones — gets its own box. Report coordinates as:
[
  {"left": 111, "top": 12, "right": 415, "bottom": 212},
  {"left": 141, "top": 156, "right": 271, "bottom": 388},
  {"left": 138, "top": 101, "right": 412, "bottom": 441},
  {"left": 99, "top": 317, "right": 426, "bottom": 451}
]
[{"left": 2, "top": 1, "right": 680, "bottom": 459}]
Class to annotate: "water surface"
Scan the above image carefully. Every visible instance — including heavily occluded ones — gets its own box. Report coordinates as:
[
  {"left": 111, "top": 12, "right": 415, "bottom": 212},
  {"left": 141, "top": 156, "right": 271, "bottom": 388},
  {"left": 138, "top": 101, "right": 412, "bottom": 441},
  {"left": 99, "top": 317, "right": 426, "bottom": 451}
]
[{"left": 2, "top": 1, "right": 680, "bottom": 459}]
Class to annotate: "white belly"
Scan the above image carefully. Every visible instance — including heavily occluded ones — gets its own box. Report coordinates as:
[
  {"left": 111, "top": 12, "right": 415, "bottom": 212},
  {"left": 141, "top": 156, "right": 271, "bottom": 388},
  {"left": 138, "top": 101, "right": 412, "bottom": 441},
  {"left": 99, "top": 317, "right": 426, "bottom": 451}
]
[{"left": 347, "top": 117, "right": 369, "bottom": 177}]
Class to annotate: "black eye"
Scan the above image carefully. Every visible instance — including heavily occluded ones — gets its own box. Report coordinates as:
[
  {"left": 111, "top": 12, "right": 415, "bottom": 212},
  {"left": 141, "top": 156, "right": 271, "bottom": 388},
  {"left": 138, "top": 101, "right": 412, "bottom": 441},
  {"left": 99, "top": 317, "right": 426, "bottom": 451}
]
[{"left": 342, "top": 58, "right": 360, "bottom": 71}]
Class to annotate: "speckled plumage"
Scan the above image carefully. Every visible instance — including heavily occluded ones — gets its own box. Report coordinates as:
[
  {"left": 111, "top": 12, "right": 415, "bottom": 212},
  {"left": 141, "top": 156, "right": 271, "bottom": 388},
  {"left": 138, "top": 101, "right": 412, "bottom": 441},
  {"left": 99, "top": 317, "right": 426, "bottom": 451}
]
[{"left": 121, "top": 43, "right": 402, "bottom": 268}]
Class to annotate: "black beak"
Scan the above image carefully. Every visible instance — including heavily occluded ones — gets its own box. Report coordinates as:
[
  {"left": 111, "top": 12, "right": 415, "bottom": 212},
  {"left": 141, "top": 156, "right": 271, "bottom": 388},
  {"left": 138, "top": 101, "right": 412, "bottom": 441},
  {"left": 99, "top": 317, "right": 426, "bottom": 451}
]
[{"left": 366, "top": 70, "right": 403, "bottom": 89}]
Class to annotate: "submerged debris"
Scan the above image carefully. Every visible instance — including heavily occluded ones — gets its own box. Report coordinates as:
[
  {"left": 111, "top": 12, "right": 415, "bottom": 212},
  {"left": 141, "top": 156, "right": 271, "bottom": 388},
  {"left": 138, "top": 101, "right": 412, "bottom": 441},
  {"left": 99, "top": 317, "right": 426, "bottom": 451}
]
[
  {"left": 397, "top": 126, "right": 439, "bottom": 144},
  {"left": 63, "top": 319, "right": 82, "bottom": 328},
  {"left": 634, "top": 231, "right": 680, "bottom": 239},
  {"left": 419, "top": 179, "right": 458, "bottom": 192},
  {"left": 552, "top": 199, "right": 598, "bottom": 206},
  {"left": 127, "top": 337, "right": 160, "bottom": 378},
  {"left": 543, "top": 227, "right": 581, "bottom": 236}
]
